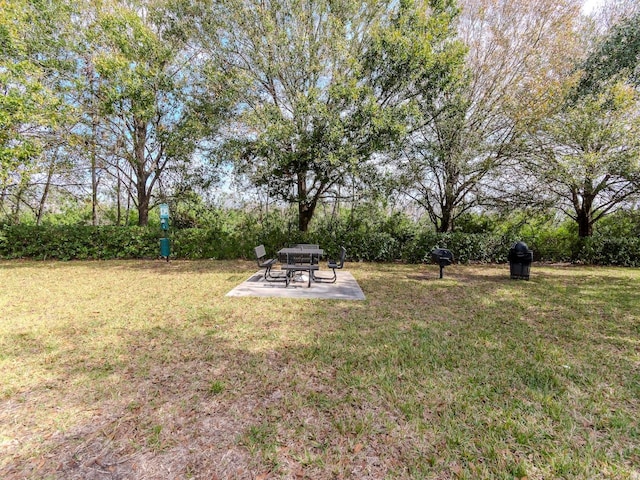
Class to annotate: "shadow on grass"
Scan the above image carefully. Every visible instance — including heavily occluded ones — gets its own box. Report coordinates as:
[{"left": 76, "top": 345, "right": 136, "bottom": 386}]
[
  {"left": 1, "top": 262, "right": 639, "bottom": 479},
  {"left": 0, "top": 258, "right": 253, "bottom": 275}
]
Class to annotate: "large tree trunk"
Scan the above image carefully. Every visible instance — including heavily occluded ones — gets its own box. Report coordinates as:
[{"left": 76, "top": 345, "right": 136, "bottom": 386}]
[
  {"left": 437, "top": 189, "right": 456, "bottom": 233},
  {"left": 298, "top": 201, "right": 316, "bottom": 232},
  {"left": 574, "top": 184, "right": 595, "bottom": 238},
  {"left": 438, "top": 205, "right": 453, "bottom": 233},
  {"left": 137, "top": 188, "right": 150, "bottom": 226},
  {"left": 577, "top": 211, "right": 593, "bottom": 237},
  {"left": 296, "top": 172, "right": 316, "bottom": 232},
  {"left": 436, "top": 167, "right": 458, "bottom": 233},
  {"left": 133, "top": 118, "right": 151, "bottom": 226}
]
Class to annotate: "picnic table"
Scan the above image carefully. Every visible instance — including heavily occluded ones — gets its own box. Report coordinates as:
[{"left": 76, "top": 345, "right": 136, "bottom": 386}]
[{"left": 277, "top": 246, "right": 324, "bottom": 287}]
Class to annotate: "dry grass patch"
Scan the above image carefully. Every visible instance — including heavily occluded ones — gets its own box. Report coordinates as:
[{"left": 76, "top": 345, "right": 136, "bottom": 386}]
[{"left": 0, "top": 260, "right": 639, "bottom": 479}]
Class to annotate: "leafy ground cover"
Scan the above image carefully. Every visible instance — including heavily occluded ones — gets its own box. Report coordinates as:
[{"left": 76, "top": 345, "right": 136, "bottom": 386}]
[{"left": 0, "top": 260, "right": 638, "bottom": 479}]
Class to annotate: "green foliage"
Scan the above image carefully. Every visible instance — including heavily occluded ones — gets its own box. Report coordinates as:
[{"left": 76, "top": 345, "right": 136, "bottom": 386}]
[
  {"left": 2, "top": 208, "right": 640, "bottom": 266},
  {"left": 0, "top": 225, "right": 157, "bottom": 260},
  {"left": 172, "top": 228, "right": 240, "bottom": 260},
  {"left": 528, "top": 228, "right": 578, "bottom": 263},
  {"left": 40, "top": 202, "right": 95, "bottom": 226},
  {"left": 81, "top": 0, "right": 236, "bottom": 226},
  {"left": 165, "top": 191, "right": 225, "bottom": 229},
  {"left": 453, "top": 213, "right": 498, "bottom": 234},
  {"left": 532, "top": 80, "right": 640, "bottom": 237},
  {"left": 578, "top": 236, "right": 640, "bottom": 267},
  {"left": 402, "top": 231, "right": 517, "bottom": 264},
  {"left": 576, "top": 11, "right": 640, "bottom": 97},
  {"left": 497, "top": 213, "right": 580, "bottom": 263},
  {"left": 593, "top": 209, "right": 640, "bottom": 237},
  {"left": 213, "top": 0, "right": 464, "bottom": 231},
  {"left": 0, "top": 0, "right": 76, "bottom": 188}
]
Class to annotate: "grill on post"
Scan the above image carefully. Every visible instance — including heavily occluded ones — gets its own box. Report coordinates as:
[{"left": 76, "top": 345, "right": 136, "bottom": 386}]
[{"left": 431, "top": 248, "right": 454, "bottom": 279}]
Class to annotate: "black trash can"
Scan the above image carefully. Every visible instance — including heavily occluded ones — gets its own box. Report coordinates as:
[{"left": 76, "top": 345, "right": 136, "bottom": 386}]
[
  {"left": 431, "top": 248, "right": 454, "bottom": 279},
  {"left": 508, "top": 241, "right": 533, "bottom": 280}
]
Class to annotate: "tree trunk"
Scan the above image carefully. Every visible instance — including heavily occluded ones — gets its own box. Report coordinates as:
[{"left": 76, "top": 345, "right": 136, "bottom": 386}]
[
  {"left": 91, "top": 140, "right": 98, "bottom": 226},
  {"left": 134, "top": 117, "right": 150, "bottom": 226},
  {"left": 11, "top": 185, "right": 25, "bottom": 223},
  {"left": 574, "top": 186, "right": 595, "bottom": 238},
  {"left": 438, "top": 193, "right": 456, "bottom": 233},
  {"left": 296, "top": 172, "right": 314, "bottom": 232},
  {"left": 87, "top": 65, "right": 99, "bottom": 226},
  {"left": 438, "top": 206, "right": 453, "bottom": 233},
  {"left": 91, "top": 103, "right": 98, "bottom": 226},
  {"left": 115, "top": 166, "right": 122, "bottom": 226},
  {"left": 577, "top": 211, "right": 593, "bottom": 237},
  {"left": 125, "top": 184, "right": 132, "bottom": 227},
  {"left": 36, "top": 155, "right": 56, "bottom": 226},
  {"left": 298, "top": 201, "right": 316, "bottom": 232},
  {"left": 91, "top": 154, "right": 98, "bottom": 225},
  {"left": 436, "top": 168, "right": 457, "bottom": 233},
  {"left": 137, "top": 185, "right": 150, "bottom": 227}
]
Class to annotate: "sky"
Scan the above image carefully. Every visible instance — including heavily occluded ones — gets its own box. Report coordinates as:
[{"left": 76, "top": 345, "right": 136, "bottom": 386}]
[{"left": 582, "top": 0, "right": 605, "bottom": 13}]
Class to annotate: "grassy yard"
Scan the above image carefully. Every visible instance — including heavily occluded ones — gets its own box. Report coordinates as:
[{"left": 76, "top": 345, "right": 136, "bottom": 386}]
[{"left": 0, "top": 260, "right": 638, "bottom": 479}]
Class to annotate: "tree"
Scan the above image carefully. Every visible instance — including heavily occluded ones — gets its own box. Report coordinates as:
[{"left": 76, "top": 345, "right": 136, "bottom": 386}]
[
  {"left": 206, "top": 0, "right": 463, "bottom": 231},
  {"left": 0, "top": 0, "right": 75, "bottom": 218},
  {"left": 590, "top": 0, "right": 640, "bottom": 34},
  {"left": 529, "top": 81, "right": 640, "bottom": 237},
  {"left": 577, "top": 8, "right": 640, "bottom": 97},
  {"left": 83, "top": 0, "right": 233, "bottom": 226},
  {"left": 396, "top": 0, "right": 582, "bottom": 232}
]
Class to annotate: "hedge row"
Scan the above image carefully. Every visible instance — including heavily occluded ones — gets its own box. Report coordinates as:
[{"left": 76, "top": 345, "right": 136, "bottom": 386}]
[
  {"left": 1, "top": 224, "right": 639, "bottom": 266},
  {"left": 0, "top": 226, "right": 158, "bottom": 260}
]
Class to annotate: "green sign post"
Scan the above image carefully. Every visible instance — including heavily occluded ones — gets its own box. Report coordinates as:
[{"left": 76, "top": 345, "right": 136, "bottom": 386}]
[{"left": 159, "top": 203, "right": 170, "bottom": 261}]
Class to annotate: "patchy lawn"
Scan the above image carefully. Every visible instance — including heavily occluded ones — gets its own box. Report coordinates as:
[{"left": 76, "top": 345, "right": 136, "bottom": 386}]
[{"left": 0, "top": 260, "right": 638, "bottom": 479}]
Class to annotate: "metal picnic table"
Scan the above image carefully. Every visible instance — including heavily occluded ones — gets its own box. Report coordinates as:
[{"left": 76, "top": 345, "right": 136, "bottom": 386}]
[{"left": 277, "top": 247, "right": 324, "bottom": 287}]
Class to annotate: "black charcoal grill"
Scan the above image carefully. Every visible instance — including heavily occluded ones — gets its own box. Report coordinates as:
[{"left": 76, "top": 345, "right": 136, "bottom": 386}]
[{"left": 431, "top": 248, "right": 454, "bottom": 279}]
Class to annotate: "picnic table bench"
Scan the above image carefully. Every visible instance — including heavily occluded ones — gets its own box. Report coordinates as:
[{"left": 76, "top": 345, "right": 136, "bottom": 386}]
[{"left": 280, "top": 263, "right": 320, "bottom": 287}]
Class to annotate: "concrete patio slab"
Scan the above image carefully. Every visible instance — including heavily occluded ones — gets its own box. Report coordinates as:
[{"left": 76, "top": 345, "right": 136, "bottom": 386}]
[{"left": 226, "top": 270, "right": 366, "bottom": 300}]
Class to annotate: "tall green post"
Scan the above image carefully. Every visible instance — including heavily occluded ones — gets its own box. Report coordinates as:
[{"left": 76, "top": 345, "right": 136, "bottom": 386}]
[{"left": 159, "top": 203, "right": 170, "bottom": 261}]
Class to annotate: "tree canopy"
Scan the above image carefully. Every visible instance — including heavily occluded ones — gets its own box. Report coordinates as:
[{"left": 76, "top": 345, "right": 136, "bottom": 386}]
[
  {"left": 577, "top": 9, "right": 640, "bottom": 97},
  {"left": 204, "top": 0, "right": 464, "bottom": 231},
  {"left": 1, "top": 0, "right": 639, "bottom": 237},
  {"left": 0, "top": 0, "right": 74, "bottom": 191},
  {"left": 396, "top": 0, "right": 582, "bottom": 232},
  {"left": 530, "top": 82, "right": 640, "bottom": 237}
]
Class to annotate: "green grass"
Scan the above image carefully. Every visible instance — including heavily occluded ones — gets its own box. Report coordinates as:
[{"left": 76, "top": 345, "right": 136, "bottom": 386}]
[{"left": 0, "top": 260, "right": 639, "bottom": 479}]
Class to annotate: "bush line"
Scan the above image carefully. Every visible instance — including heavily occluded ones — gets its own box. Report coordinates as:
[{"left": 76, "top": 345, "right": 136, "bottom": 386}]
[{"left": 1, "top": 224, "right": 639, "bottom": 266}]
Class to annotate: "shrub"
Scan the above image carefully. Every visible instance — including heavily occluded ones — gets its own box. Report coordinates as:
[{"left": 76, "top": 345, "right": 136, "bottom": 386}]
[
  {"left": 577, "top": 236, "right": 640, "bottom": 267},
  {"left": 1, "top": 220, "right": 638, "bottom": 267},
  {"left": 0, "top": 225, "right": 157, "bottom": 260}
]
